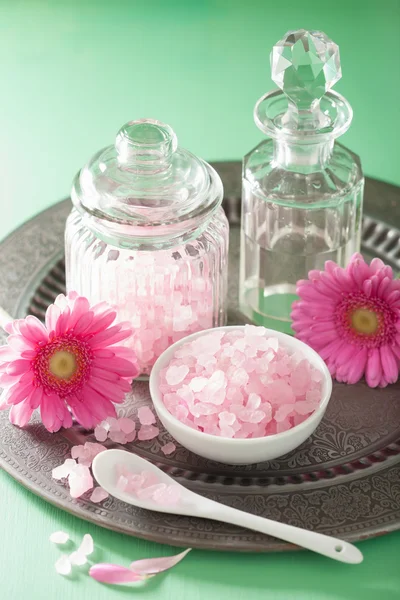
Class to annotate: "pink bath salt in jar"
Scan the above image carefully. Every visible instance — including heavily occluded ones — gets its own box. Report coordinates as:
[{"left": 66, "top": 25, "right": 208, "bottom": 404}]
[{"left": 65, "top": 119, "right": 229, "bottom": 376}]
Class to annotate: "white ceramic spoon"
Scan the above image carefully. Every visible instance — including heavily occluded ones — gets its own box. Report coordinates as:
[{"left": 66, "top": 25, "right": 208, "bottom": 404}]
[{"left": 92, "top": 449, "right": 363, "bottom": 564}]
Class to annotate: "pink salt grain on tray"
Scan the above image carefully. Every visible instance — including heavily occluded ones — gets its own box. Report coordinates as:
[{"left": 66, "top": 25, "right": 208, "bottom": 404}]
[
  {"left": 116, "top": 467, "right": 181, "bottom": 506},
  {"left": 159, "top": 326, "right": 323, "bottom": 440}
]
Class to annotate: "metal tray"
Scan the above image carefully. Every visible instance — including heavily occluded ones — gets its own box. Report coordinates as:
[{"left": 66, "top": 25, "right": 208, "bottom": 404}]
[{"left": 1, "top": 162, "right": 400, "bottom": 552}]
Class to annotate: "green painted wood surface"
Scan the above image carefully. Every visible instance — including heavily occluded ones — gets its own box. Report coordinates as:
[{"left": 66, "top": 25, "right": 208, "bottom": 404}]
[{"left": 1, "top": 1, "right": 400, "bottom": 598}]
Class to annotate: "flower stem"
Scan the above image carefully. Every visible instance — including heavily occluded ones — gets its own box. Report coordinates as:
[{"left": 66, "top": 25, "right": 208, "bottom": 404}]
[{"left": 0, "top": 305, "right": 13, "bottom": 331}]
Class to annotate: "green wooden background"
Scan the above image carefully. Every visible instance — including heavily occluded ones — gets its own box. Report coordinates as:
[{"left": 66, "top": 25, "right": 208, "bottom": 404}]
[{"left": 1, "top": 1, "right": 399, "bottom": 599}]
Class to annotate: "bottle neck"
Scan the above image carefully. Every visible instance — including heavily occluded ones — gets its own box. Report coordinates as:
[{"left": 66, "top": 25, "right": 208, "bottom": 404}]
[{"left": 273, "top": 138, "right": 334, "bottom": 173}]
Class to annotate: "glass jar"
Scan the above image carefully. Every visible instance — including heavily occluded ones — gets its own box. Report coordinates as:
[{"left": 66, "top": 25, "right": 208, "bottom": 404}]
[
  {"left": 65, "top": 119, "right": 229, "bottom": 376},
  {"left": 240, "top": 30, "right": 364, "bottom": 334}
]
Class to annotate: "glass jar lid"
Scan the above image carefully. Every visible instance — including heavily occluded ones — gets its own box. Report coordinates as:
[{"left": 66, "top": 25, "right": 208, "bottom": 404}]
[{"left": 71, "top": 119, "right": 223, "bottom": 243}]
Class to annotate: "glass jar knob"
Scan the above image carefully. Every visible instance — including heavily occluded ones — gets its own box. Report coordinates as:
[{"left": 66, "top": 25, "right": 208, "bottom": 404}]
[{"left": 115, "top": 119, "right": 178, "bottom": 172}]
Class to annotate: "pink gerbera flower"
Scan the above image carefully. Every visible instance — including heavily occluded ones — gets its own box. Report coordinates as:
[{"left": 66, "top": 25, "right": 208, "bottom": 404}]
[
  {"left": 0, "top": 292, "right": 139, "bottom": 431},
  {"left": 291, "top": 253, "right": 400, "bottom": 388}
]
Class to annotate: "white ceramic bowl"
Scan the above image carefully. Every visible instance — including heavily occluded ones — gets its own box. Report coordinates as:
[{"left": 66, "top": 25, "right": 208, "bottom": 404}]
[{"left": 149, "top": 326, "right": 332, "bottom": 465}]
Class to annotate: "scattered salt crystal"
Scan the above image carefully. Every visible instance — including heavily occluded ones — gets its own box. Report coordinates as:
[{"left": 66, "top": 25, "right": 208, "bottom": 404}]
[
  {"left": 49, "top": 531, "right": 70, "bottom": 544},
  {"left": 55, "top": 554, "right": 71, "bottom": 576},
  {"left": 138, "top": 425, "right": 160, "bottom": 441},
  {"left": 78, "top": 533, "right": 94, "bottom": 556},
  {"left": 118, "top": 417, "right": 136, "bottom": 434},
  {"left": 138, "top": 406, "right": 156, "bottom": 426},
  {"left": 161, "top": 442, "right": 176, "bottom": 455},
  {"left": 71, "top": 446, "right": 83, "bottom": 460},
  {"left": 109, "top": 430, "right": 127, "bottom": 444},
  {"left": 52, "top": 459, "right": 77, "bottom": 480},
  {"left": 90, "top": 487, "right": 109, "bottom": 503},
  {"left": 69, "top": 551, "right": 87, "bottom": 566},
  {"left": 125, "top": 430, "right": 137, "bottom": 443},
  {"left": 94, "top": 425, "right": 108, "bottom": 442},
  {"left": 68, "top": 464, "right": 93, "bottom": 498}
]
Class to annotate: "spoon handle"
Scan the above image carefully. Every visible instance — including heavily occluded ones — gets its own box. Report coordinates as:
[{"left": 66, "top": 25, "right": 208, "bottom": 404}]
[{"left": 200, "top": 500, "right": 363, "bottom": 564}]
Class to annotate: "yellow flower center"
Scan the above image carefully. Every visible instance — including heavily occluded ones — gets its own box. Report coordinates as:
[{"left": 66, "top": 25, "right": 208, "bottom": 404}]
[
  {"left": 49, "top": 350, "right": 77, "bottom": 380},
  {"left": 351, "top": 308, "right": 379, "bottom": 335}
]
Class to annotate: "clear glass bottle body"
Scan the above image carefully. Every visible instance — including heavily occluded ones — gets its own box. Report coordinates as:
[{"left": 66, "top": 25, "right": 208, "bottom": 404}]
[
  {"left": 240, "top": 139, "right": 364, "bottom": 333},
  {"left": 65, "top": 207, "right": 229, "bottom": 376}
]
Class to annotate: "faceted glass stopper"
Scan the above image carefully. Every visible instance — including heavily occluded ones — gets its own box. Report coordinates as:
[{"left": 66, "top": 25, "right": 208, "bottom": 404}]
[{"left": 271, "top": 29, "right": 341, "bottom": 110}]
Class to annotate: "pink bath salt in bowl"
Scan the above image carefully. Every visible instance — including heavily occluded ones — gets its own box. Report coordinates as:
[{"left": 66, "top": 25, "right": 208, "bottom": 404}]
[{"left": 149, "top": 326, "right": 332, "bottom": 465}]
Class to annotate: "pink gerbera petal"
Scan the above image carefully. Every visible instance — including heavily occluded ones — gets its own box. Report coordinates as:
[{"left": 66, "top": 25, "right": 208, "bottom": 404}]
[
  {"left": 9, "top": 401, "right": 34, "bottom": 427},
  {"left": 292, "top": 254, "right": 400, "bottom": 388}
]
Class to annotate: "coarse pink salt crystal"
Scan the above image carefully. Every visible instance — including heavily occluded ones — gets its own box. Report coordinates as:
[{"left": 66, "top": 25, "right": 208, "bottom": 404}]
[
  {"left": 290, "top": 360, "right": 312, "bottom": 395},
  {"left": 293, "top": 413, "right": 310, "bottom": 427},
  {"left": 176, "top": 385, "right": 194, "bottom": 405},
  {"left": 247, "top": 393, "right": 261, "bottom": 410},
  {"left": 276, "top": 418, "right": 292, "bottom": 434},
  {"left": 219, "top": 411, "right": 236, "bottom": 426},
  {"left": 137, "top": 483, "right": 167, "bottom": 500},
  {"left": 138, "top": 406, "right": 156, "bottom": 426},
  {"left": 306, "top": 388, "right": 321, "bottom": 403},
  {"left": 230, "top": 367, "right": 249, "bottom": 387},
  {"left": 166, "top": 365, "right": 189, "bottom": 386},
  {"left": 189, "top": 376, "right": 208, "bottom": 393},
  {"left": 275, "top": 404, "right": 295, "bottom": 422},
  {"left": 90, "top": 487, "right": 109, "bottom": 503},
  {"left": 109, "top": 430, "right": 128, "bottom": 444},
  {"left": 138, "top": 425, "right": 160, "bottom": 441},
  {"left": 294, "top": 400, "right": 318, "bottom": 415},
  {"left": 160, "top": 327, "right": 323, "bottom": 439},
  {"left": 52, "top": 459, "right": 77, "bottom": 480},
  {"left": 68, "top": 465, "right": 93, "bottom": 498},
  {"left": 237, "top": 408, "right": 266, "bottom": 424},
  {"left": 141, "top": 470, "right": 159, "bottom": 487},
  {"left": 118, "top": 417, "right": 136, "bottom": 434},
  {"left": 117, "top": 475, "right": 129, "bottom": 492},
  {"left": 125, "top": 430, "right": 137, "bottom": 443},
  {"left": 94, "top": 425, "right": 108, "bottom": 442},
  {"left": 161, "top": 442, "right": 176, "bottom": 455},
  {"left": 267, "top": 379, "right": 295, "bottom": 405},
  {"left": 154, "top": 484, "right": 181, "bottom": 506}
]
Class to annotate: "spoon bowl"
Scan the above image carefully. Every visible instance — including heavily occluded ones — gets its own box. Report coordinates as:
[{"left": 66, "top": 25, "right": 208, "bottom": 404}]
[{"left": 92, "top": 449, "right": 363, "bottom": 564}]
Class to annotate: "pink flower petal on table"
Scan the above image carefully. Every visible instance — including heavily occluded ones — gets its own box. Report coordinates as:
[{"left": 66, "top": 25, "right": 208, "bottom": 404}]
[
  {"left": 90, "top": 487, "right": 109, "bottom": 503},
  {"left": 89, "top": 564, "right": 146, "bottom": 584},
  {"left": 130, "top": 548, "right": 191, "bottom": 575}
]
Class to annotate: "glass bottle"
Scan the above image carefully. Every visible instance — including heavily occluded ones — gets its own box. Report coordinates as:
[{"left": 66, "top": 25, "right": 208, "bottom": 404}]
[
  {"left": 240, "top": 30, "right": 364, "bottom": 334},
  {"left": 65, "top": 119, "right": 229, "bottom": 376}
]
